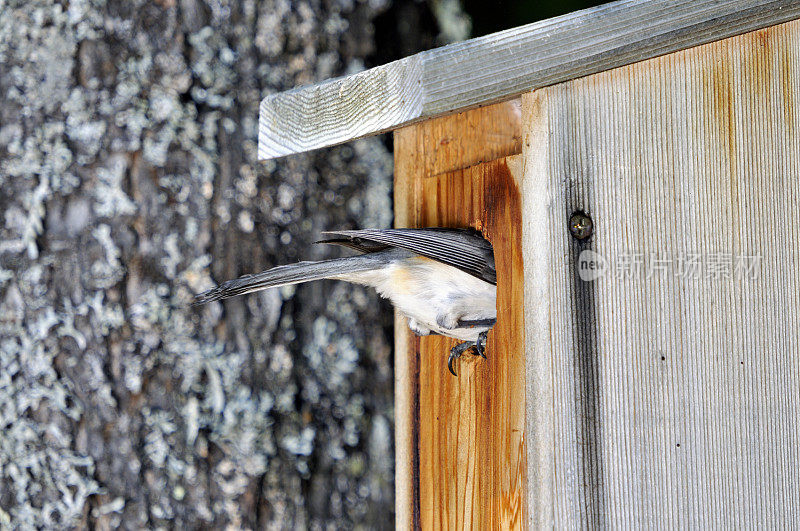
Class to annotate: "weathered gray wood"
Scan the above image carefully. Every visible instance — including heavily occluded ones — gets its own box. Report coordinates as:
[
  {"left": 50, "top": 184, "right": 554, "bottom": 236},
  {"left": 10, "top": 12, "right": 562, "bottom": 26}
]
[
  {"left": 259, "top": 0, "right": 800, "bottom": 160},
  {"left": 522, "top": 19, "right": 800, "bottom": 527}
]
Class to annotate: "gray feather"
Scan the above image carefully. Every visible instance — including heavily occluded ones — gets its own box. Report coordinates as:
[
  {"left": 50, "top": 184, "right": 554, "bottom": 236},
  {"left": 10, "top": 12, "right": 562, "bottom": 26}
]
[
  {"left": 192, "top": 251, "right": 397, "bottom": 305},
  {"left": 320, "top": 228, "right": 496, "bottom": 285}
]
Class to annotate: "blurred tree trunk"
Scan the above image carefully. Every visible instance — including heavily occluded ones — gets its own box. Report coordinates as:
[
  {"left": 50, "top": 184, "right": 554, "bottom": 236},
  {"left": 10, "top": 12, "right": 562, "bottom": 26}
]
[{"left": 0, "top": 0, "right": 471, "bottom": 527}]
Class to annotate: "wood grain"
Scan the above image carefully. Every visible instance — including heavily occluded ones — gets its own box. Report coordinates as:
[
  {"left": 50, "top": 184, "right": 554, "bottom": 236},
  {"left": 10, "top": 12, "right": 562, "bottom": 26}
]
[
  {"left": 259, "top": 0, "right": 800, "bottom": 159},
  {"left": 521, "top": 19, "right": 800, "bottom": 527},
  {"left": 394, "top": 104, "right": 525, "bottom": 529},
  {"left": 391, "top": 99, "right": 521, "bottom": 178}
]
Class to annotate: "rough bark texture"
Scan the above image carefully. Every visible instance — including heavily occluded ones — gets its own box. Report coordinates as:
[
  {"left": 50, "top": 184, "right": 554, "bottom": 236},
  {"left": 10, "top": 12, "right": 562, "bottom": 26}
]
[{"left": 0, "top": 0, "right": 466, "bottom": 527}]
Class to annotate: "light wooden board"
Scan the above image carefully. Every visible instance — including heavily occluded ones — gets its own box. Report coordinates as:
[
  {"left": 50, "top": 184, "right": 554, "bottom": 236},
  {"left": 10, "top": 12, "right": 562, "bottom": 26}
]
[
  {"left": 521, "top": 19, "right": 800, "bottom": 527},
  {"left": 394, "top": 103, "right": 525, "bottom": 529},
  {"left": 394, "top": 99, "right": 522, "bottom": 178},
  {"left": 259, "top": 0, "right": 800, "bottom": 160}
]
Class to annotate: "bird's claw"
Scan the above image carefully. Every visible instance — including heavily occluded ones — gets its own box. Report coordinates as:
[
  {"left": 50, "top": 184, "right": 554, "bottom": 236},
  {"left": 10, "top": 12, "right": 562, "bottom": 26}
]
[
  {"left": 447, "top": 342, "right": 472, "bottom": 376},
  {"left": 475, "top": 331, "right": 488, "bottom": 359},
  {"left": 447, "top": 331, "right": 490, "bottom": 376}
]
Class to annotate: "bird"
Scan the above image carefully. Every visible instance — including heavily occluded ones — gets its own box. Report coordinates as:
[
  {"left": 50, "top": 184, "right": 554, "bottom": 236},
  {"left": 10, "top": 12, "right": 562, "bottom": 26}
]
[{"left": 193, "top": 228, "right": 497, "bottom": 375}]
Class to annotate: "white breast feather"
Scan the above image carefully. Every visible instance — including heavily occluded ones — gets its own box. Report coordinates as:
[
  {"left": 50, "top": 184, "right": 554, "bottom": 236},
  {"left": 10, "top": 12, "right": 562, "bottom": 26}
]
[{"left": 340, "top": 257, "right": 496, "bottom": 342}]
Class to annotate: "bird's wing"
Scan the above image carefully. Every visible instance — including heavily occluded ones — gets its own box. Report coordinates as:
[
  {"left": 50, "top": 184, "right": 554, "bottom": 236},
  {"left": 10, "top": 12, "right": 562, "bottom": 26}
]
[
  {"left": 319, "top": 228, "right": 496, "bottom": 285},
  {"left": 313, "top": 236, "right": 389, "bottom": 254}
]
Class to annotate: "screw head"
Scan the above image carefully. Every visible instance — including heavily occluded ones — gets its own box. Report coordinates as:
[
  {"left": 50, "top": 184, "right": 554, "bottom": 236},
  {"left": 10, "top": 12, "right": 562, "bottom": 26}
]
[{"left": 569, "top": 211, "right": 593, "bottom": 240}]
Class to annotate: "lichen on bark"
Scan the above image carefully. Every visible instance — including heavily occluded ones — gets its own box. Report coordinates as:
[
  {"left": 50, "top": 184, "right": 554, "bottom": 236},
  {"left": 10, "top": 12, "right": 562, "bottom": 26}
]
[{"left": 0, "top": 0, "right": 415, "bottom": 527}]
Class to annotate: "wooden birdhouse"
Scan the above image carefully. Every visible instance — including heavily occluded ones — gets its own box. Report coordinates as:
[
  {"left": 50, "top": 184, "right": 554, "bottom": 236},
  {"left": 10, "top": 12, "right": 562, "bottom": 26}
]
[{"left": 258, "top": 0, "right": 800, "bottom": 527}]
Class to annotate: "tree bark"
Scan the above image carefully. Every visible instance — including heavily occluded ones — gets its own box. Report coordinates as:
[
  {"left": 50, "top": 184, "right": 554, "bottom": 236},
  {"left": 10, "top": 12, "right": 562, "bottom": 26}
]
[{"left": 0, "top": 0, "right": 448, "bottom": 527}]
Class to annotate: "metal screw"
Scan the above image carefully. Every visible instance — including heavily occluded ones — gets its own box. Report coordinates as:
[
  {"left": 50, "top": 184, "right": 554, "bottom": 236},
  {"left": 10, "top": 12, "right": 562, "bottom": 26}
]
[{"left": 569, "top": 211, "right": 593, "bottom": 240}]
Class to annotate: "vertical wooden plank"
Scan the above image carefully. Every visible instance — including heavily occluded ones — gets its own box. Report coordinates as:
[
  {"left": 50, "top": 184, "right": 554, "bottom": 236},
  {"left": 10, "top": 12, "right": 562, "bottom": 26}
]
[
  {"left": 394, "top": 126, "right": 420, "bottom": 531},
  {"left": 521, "top": 19, "right": 800, "bottom": 527},
  {"left": 520, "top": 94, "right": 556, "bottom": 531},
  {"left": 394, "top": 102, "right": 525, "bottom": 529}
]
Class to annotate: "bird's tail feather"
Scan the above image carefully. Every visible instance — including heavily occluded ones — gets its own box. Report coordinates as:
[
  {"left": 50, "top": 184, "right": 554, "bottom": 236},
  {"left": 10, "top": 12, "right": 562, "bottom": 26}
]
[{"left": 193, "top": 253, "right": 389, "bottom": 305}]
